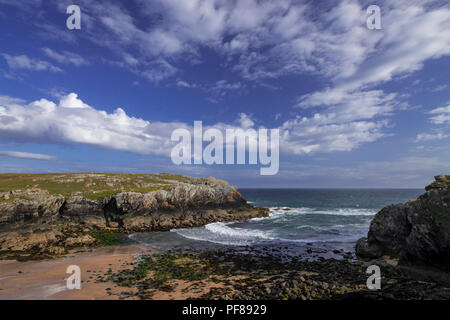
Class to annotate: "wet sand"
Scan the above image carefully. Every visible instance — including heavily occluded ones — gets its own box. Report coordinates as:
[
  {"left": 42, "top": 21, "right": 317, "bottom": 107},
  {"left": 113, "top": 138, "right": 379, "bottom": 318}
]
[
  {"left": 0, "top": 244, "right": 236, "bottom": 300},
  {"left": 0, "top": 244, "right": 149, "bottom": 300}
]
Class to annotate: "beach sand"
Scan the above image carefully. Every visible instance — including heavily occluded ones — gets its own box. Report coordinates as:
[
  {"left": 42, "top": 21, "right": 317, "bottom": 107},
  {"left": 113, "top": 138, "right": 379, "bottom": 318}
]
[
  {"left": 0, "top": 245, "right": 149, "bottom": 300},
  {"left": 0, "top": 244, "right": 238, "bottom": 300}
]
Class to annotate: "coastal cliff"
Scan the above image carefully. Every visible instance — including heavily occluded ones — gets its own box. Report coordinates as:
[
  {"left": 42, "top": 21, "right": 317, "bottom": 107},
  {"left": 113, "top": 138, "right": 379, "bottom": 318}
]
[
  {"left": 356, "top": 175, "right": 450, "bottom": 269},
  {"left": 0, "top": 173, "right": 268, "bottom": 259}
]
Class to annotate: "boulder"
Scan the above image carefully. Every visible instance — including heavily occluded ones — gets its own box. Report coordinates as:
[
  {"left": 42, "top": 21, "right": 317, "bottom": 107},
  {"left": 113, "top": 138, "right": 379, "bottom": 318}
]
[{"left": 356, "top": 175, "right": 450, "bottom": 269}]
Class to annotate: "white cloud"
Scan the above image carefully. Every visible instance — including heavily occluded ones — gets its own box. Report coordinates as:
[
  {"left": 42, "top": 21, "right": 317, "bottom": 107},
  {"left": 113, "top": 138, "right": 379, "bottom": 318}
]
[
  {"left": 0, "top": 92, "right": 386, "bottom": 158},
  {"left": 431, "top": 84, "right": 449, "bottom": 92},
  {"left": 0, "top": 151, "right": 55, "bottom": 160},
  {"left": 42, "top": 48, "right": 88, "bottom": 67},
  {"left": 429, "top": 105, "right": 450, "bottom": 125},
  {"left": 279, "top": 116, "right": 389, "bottom": 155},
  {"left": 3, "top": 0, "right": 449, "bottom": 159},
  {"left": 297, "top": 89, "right": 397, "bottom": 121},
  {"left": 0, "top": 93, "right": 179, "bottom": 156},
  {"left": 2, "top": 53, "right": 62, "bottom": 72},
  {"left": 175, "top": 79, "right": 244, "bottom": 102},
  {"left": 6, "top": 0, "right": 450, "bottom": 88},
  {"left": 207, "top": 80, "right": 244, "bottom": 101},
  {"left": 237, "top": 113, "right": 255, "bottom": 129},
  {"left": 415, "top": 104, "right": 450, "bottom": 142},
  {"left": 141, "top": 59, "right": 178, "bottom": 84},
  {"left": 176, "top": 80, "right": 197, "bottom": 88},
  {"left": 415, "top": 132, "right": 450, "bottom": 142}
]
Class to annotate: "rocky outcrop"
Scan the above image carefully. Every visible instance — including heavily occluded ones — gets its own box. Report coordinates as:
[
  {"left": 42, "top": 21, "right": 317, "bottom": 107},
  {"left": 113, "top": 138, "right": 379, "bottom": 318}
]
[
  {"left": 0, "top": 176, "right": 269, "bottom": 258},
  {"left": 356, "top": 175, "right": 450, "bottom": 269},
  {"left": 0, "top": 189, "right": 65, "bottom": 224}
]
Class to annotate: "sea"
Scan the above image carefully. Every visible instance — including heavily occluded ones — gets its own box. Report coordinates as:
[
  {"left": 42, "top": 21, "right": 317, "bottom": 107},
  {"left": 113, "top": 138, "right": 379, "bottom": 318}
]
[{"left": 130, "top": 188, "right": 423, "bottom": 259}]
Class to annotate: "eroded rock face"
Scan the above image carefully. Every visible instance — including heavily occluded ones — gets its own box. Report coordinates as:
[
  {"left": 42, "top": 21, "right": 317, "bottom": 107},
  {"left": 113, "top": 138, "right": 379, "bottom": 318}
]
[
  {"left": 0, "top": 189, "right": 64, "bottom": 224},
  {"left": 60, "top": 196, "right": 103, "bottom": 217},
  {"left": 356, "top": 175, "right": 450, "bottom": 269},
  {"left": 0, "top": 176, "right": 268, "bottom": 257}
]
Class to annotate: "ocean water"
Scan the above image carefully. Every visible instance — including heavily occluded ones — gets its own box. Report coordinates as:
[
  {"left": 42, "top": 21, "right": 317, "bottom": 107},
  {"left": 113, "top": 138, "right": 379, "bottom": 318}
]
[{"left": 131, "top": 188, "right": 423, "bottom": 257}]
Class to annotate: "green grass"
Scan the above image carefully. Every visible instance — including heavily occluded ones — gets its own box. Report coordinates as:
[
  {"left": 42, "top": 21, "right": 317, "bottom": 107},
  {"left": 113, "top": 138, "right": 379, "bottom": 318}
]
[
  {"left": 89, "top": 231, "right": 127, "bottom": 246},
  {"left": 157, "top": 173, "right": 193, "bottom": 181},
  {"left": 0, "top": 196, "right": 16, "bottom": 203},
  {"left": 0, "top": 173, "right": 194, "bottom": 200},
  {"left": 131, "top": 185, "right": 171, "bottom": 193},
  {"left": 84, "top": 190, "right": 123, "bottom": 201}
]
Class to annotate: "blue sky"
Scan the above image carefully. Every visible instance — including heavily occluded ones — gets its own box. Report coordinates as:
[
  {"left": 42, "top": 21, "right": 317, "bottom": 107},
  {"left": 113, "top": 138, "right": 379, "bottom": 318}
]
[{"left": 0, "top": 0, "right": 449, "bottom": 188}]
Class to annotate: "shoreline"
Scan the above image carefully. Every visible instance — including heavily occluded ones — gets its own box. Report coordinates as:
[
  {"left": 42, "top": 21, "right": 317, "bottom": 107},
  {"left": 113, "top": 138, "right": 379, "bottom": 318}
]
[
  {"left": 1, "top": 238, "right": 450, "bottom": 300},
  {"left": 0, "top": 244, "right": 147, "bottom": 300},
  {"left": 0, "top": 175, "right": 448, "bottom": 300}
]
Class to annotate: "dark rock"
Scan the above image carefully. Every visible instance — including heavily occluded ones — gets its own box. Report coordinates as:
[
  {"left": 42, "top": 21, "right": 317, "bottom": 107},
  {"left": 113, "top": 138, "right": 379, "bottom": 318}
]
[{"left": 356, "top": 175, "right": 450, "bottom": 269}]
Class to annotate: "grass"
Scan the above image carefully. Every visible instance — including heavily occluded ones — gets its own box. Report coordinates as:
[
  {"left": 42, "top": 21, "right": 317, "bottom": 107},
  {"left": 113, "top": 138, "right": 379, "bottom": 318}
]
[
  {"left": 89, "top": 231, "right": 127, "bottom": 247},
  {"left": 0, "top": 173, "right": 194, "bottom": 200},
  {"left": 0, "top": 196, "right": 16, "bottom": 203},
  {"left": 131, "top": 185, "right": 171, "bottom": 193},
  {"left": 84, "top": 190, "right": 123, "bottom": 201},
  {"left": 157, "top": 173, "right": 193, "bottom": 181}
]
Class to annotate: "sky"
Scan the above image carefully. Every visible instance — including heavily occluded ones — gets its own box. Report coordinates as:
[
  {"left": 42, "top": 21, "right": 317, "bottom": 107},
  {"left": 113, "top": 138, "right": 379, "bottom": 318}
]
[{"left": 0, "top": 0, "right": 449, "bottom": 188}]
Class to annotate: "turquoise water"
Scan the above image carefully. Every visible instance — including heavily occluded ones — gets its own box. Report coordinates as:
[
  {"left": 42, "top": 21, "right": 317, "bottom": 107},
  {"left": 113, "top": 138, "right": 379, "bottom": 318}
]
[{"left": 132, "top": 188, "right": 423, "bottom": 256}]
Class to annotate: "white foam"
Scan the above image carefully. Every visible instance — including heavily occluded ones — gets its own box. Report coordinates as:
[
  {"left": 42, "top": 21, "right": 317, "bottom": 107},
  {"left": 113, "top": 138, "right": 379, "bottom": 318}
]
[
  {"left": 171, "top": 206, "right": 375, "bottom": 246},
  {"left": 205, "top": 222, "right": 273, "bottom": 239},
  {"left": 172, "top": 222, "right": 275, "bottom": 246},
  {"left": 269, "top": 207, "right": 377, "bottom": 216}
]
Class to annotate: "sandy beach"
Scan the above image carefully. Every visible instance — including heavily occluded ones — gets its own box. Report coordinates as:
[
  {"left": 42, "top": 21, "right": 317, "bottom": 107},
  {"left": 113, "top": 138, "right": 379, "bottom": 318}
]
[
  {"left": 0, "top": 244, "right": 149, "bottom": 300},
  {"left": 0, "top": 244, "right": 241, "bottom": 300}
]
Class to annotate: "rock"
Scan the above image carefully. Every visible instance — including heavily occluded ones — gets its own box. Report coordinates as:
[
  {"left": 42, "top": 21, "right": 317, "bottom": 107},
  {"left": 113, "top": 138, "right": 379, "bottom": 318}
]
[
  {"left": 355, "top": 237, "right": 383, "bottom": 259},
  {"left": 0, "top": 175, "right": 269, "bottom": 257},
  {"left": 60, "top": 197, "right": 103, "bottom": 217},
  {"left": 64, "top": 235, "right": 97, "bottom": 247},
  {"left": 0, "top": 189, "right": 64, "bottom": 224},
  {"left": 356, "top": 175, "right": 450, "bottom": 269}
]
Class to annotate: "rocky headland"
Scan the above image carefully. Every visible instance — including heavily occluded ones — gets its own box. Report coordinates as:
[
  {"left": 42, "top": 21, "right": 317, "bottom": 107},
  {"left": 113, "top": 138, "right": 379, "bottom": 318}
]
[
  {"left": 0, "top": 173, "right": 268, "bottom": 259},
  {"left": 356, "top": 175, "right": 450, "bottom": 270}
]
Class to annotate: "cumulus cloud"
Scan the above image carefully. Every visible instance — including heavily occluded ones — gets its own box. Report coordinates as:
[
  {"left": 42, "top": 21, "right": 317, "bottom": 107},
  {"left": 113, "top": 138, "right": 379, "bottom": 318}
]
[
  {"left": 0, "top": 92, "right": 387, "bottom": 158},
  {"left": 0, "top": 93, "right": 180, "bottom": 156},
  {"left": 4, "top": 0, "right": 449, "bottom": 158},
  {"left": 237, "top": 113, "right": 255, "bottom": 129}
]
